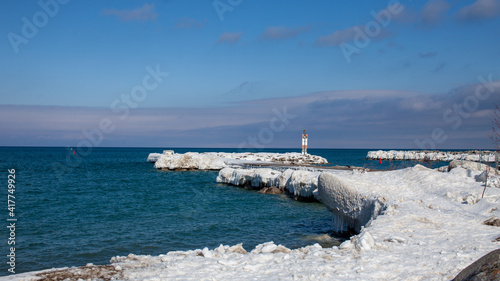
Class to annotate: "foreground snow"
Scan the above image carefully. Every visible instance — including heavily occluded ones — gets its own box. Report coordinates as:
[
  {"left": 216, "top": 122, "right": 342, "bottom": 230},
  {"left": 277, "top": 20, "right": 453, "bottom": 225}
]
[
  {"left": 4, "top": 165, "right": 500, "bottom": 280},
  {"left": 367, "top": 150, "right": 496, "bottom": 162},
  {"left": 151, "top": 151, "right": 328, "bottom": 170}
]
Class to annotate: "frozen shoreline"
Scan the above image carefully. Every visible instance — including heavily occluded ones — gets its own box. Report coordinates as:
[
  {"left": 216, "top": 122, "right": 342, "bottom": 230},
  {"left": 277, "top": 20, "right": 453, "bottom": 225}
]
[
  {"left": 367, "top": 150, "right": 497, "bottom": 162},
  {"left": 4, "top": 159, "right": 500, "bottom": 280}
]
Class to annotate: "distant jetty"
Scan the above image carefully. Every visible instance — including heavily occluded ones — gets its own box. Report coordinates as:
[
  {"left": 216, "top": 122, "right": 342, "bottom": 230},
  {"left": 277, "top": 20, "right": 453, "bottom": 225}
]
[
  {"left": 148, "top": 150, "right": 329, "bottom": 171},
  {"left": 367, "top": 150, "right": 497, "bottom": 163}
]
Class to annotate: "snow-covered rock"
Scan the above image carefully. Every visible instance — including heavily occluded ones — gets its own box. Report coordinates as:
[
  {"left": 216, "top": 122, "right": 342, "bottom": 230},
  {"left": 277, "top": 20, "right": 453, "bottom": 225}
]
[
  {"left": 149, "top": 151, "right": 328, "bottom": 170},
  {"left": 216, "top": 167, "right": 281, "bottom": 189},
  {"left": 154, "top": 152, "right": 226, "bottom": 170},
  {"left": 367, "top": 150, "right": 497, "bottom": 162},
  {"left": 352, "top": 230, "right": 375, "bottom": 252},
  {"left": 217, "top": 167, "right": 321, "bottom": 199},
  {"left": 448, "top": 159, "right": 497, "bottom": 174}
]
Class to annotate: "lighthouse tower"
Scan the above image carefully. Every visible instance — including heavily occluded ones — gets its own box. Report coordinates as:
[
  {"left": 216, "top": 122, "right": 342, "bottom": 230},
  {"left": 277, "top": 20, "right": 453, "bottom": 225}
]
[{"left": 302, "top": 130, "right": 308, "bottom": 155}]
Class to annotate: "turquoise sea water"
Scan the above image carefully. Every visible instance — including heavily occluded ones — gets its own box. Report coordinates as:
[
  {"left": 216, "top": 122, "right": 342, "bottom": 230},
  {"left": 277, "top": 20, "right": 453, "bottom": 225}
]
[{"left": 0, "top": 147, "right": 448, "bottom": 275}]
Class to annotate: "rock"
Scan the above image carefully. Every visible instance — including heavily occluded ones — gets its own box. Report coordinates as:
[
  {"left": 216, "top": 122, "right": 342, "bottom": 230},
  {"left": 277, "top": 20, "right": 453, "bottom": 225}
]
[
  {"left": 483, "top": 216, "right": 500, "bottom": 227},
  {"left": 163, "top": 150, "right": 174, "bottom": 155},
  {"left": 258, "top": 186, "right": 283, "bottom": 194},
  {"left": 448, "top": 160, "right": 496, "bottom": 174},
  {"left": 453, "top": 249, "right": 500, "bottom": 281},
  {"left": 228, "top": 243, "right": 247, "bottom": 254}
]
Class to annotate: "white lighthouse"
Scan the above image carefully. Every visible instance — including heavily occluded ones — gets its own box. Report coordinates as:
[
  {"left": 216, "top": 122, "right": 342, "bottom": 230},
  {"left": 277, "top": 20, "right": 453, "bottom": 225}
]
[{"left": 302, "top": 130, "right": 308, "bottom": 155}]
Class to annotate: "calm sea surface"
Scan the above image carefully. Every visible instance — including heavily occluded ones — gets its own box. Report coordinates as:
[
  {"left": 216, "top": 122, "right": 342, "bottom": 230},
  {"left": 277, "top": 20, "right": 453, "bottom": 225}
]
[{"left": 0, "top": 147, "right": 448, "bottom": 275}]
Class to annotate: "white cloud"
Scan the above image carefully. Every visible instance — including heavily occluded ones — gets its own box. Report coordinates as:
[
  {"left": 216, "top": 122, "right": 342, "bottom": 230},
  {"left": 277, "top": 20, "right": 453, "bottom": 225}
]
[
  {"left": 457, "top": 0, "right": 500, "bottom": 21},
  {"left": 259, "top": 25, "right": 311, "bottom": 41},
  {"left": 102, "top": 4, "right": 157, "bottom": 22},
  {"left": 421, "top": 0, "right": 450, "bottom": 24},
  {"left": 3, "top": 81, "right": 499, "bottom": 149},
  {"left": 216, "top": 32, "right": 242, "bottom": 45},
  {"left": 315, "top": 26, "right": 359, "bottom": 46},
  {"left": 174, "top": 18, "right": 205, "bottom": 29},
  {"left": 418, "top": 52, "right": 438, "bottom": 58}
]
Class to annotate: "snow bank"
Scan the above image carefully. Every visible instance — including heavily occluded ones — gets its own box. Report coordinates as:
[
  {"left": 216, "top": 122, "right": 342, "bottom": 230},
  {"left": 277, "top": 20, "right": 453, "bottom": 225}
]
[
  {"left": 217, "top": 167, "right": 321, "bottom": 199},
  {"left": 149, "top": 151, "right": 328, "bottom": 170},
  {"left": 367, "top": 150, "right": 496, "bottom": 162}
]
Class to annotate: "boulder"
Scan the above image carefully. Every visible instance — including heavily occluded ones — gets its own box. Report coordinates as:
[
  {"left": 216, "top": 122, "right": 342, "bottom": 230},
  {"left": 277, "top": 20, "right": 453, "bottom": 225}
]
[{"left": 453, "top": 249, "right": 500, "bottom": 281}]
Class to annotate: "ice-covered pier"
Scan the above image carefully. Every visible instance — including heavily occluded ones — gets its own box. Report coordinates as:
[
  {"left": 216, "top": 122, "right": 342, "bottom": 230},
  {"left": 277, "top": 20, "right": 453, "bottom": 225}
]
[
  {"left": 148, "top": 150, "right": 328, "bottom": 171},
  {"left": 367, "top": 150, "right": 497, "bottom": 162}
]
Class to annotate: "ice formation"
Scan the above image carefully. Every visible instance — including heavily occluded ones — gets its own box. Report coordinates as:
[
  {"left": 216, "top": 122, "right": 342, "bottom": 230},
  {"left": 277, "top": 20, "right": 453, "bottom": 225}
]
[
  {"left": 367, "top": 150, "right": 497, "bottom": 162},
  {"left": 146, "top": 153, "right": 162, "bottom": 162},
  {"left": 150, "top": 151, "right": 328, "bottom": 170},
  {"left": 216, "top": 167, "right": 321, "bottom": 199},
  {"left": 7, "top": 160, "right": 500, "bottom": 280},
  {"left": 216, "top": 167, "right": 281, "bottom": 189},
  {"left": 317, "top": 172, "right": 386, "bottom": 233}
]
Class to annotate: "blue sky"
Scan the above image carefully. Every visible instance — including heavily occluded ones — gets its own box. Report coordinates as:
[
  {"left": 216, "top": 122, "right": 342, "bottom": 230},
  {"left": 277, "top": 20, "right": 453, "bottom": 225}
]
[{"left": 1, "top": 0, "right": 500, "bottom": 149}]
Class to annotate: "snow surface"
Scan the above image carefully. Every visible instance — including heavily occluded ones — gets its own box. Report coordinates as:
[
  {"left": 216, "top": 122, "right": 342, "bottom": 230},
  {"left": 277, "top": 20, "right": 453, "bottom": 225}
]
[
  {"left": 367, "top": 150, "right": 496, "bottom": 162},
  {"left": 151, "top": 151, "right": 328, "bottom": 170},
  {"left": 5, "top": 164, "right": 500, "bottom": 280}
]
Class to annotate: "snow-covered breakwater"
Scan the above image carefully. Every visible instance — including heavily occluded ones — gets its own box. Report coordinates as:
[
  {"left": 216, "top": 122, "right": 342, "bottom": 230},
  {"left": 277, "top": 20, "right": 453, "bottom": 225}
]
[
  {"left": 217, "top": 167, "right": 321, "bottom": 200},
  {"left": 148, "top": 150, "right": 328, "bottom": 170},
  {"left": 367, "top": 150, "right": 497, "bottom": 162}
]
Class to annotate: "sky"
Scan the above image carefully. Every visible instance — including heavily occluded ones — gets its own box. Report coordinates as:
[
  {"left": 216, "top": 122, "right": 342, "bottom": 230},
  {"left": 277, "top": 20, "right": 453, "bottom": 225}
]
[{"left": 1, "top": 0, "right": 500, "bottom": 149}]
